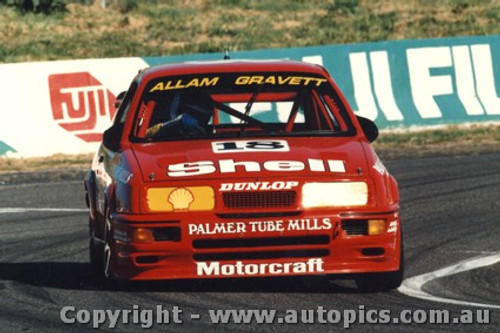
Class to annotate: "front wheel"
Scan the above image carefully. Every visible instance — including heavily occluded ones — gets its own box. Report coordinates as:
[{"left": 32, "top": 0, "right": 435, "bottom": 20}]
[
  {"left": 89, "top": 237, "right": 104, "bottom": 276},
  {"left": 89, "top": 209, "right": 115, "bottom": 281},
  {"left": 89, "top": 215, "right": 104, "bottom": 277},
  {"left": 355, "top": 239, "right": 404, "bottom": 292},
  {"left": 102, "top": 209, "right": 114, "bottom": 280}
]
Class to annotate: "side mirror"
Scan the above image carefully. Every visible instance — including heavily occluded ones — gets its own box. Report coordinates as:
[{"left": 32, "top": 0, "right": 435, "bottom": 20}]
[
  {"left": 114, "top": 91, "right": 126, "bottom": 109},
  {"left": 102, "top": 126, "right": 121, "bottom": 151},
  {"left": 356, "top": 116, "right": 379, "bottom": 143}
]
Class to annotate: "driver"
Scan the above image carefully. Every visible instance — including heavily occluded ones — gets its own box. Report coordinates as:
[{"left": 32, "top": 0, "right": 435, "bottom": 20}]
[{"left": 146, "top": 90, "right": 214, "bottom": 138}]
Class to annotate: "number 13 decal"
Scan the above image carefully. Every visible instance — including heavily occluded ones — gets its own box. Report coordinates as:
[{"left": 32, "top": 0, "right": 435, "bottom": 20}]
[{"left": 212, "top": 140, "right": 290, "bottom": 153}]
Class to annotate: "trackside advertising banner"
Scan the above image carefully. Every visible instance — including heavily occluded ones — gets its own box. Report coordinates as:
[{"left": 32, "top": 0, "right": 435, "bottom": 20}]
[{"left": 1, "top": 35, "right": 499, "bottom": 157}]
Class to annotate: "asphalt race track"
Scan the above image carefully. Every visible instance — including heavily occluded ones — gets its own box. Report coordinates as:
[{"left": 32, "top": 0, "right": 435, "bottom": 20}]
[{"left": 0, "top": 153, "right": 498, "bottom": 332}]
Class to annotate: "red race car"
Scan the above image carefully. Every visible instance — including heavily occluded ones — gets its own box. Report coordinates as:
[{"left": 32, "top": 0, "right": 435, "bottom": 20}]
[{"left": 84, "top": 59, "right": 403, "bottom": 291}]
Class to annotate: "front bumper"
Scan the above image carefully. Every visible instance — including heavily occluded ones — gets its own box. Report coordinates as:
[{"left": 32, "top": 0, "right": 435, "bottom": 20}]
[{"left": 106, "top": 210, "right": 402, "bottom": 280}]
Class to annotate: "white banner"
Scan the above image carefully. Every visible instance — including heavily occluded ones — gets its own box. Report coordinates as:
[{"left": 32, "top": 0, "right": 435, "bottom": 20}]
[{"left": 0, "top": 58, "right": 148, "bottom": 157}]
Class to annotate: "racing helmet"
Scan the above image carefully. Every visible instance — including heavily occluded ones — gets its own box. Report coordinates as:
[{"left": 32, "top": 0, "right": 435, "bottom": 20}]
[{"left": 170, "top": 90, "right": 214, "bottom": 126}]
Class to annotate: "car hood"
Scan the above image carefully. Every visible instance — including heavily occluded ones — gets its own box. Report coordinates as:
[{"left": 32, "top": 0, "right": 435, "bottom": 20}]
[{"left": 131, "top": 137, "right": 369, "bottom": 183}]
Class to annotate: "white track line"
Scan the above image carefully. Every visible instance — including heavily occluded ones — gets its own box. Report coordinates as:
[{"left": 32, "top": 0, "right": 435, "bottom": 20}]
[
  {"left": 0, "top": 207, "right": 88, "bottom": 213},
  {"left": 398, "top": 251, "right": 500, "bottom": 309}
]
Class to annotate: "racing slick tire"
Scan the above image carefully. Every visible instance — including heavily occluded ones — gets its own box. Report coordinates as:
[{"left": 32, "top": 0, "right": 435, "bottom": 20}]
[
  {"left": 89, "top": 216, "right": 104, "bottom": 277},
  {"left": 89, "top": 237, "right": 104, "bottom": 277},
  {"left": 89, "top": 210, "right": 116, "bottom": 283},
  {"left": 102, "top": 209, "right": 114, "bottom": 280},
  {"left": 355, "top": 235, "right": 404, "bottom": 292}
]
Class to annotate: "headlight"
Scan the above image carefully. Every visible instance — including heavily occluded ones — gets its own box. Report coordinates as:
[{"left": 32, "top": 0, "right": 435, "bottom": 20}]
[
  {"left": 302, "top": 182, "right": 368, "bottom": 208},
  {"left": 146, "top": 186, "right": 215, "bottom": 212}
]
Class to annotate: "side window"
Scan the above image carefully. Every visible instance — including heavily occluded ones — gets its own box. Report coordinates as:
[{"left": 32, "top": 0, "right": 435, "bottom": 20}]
[
  {"left": 114, "top": 82, "right": 138, "bottom": 126},
  {"left": 103, "top": 82, "right": 138, "bottom": 149}
]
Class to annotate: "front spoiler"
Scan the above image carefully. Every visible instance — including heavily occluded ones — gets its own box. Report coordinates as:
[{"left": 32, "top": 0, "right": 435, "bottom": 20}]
[{"left": 105, "top": 211, "right": 402, "bottom": 280}]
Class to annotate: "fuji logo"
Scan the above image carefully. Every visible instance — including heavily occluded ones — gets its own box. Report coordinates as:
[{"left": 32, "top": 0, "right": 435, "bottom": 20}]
[{"left": 49, "top": 72, "right": 116, "bottom": 142}]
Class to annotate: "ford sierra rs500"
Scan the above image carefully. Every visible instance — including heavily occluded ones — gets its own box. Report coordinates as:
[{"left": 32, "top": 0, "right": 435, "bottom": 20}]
[{"left": 84, "top": 59, "right": 403, "bottom": 291}]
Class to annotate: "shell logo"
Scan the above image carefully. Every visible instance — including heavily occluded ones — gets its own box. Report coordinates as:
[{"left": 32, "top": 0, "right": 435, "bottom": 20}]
[
  {"left": 168, "top": 188, "right": 194, "bottom": 210},
  {"left": 147, "top": 186, "right": 214, "bottom": 212}
]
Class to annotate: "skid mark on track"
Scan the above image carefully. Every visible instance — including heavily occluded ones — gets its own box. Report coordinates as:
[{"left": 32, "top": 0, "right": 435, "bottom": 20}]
[
  {"left": 398, "top": 251, "right": 500, "bottom": 309},
  {"left": 0, "top": 207, "right": 87, "bottom": 213}
]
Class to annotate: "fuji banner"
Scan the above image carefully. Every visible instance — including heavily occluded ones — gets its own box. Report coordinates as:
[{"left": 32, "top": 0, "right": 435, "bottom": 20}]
[
  {"left": 0, "top": 35, "right": 499, "bottom": 157},
  {"left": 48, "top": 72, "right": 117, "bottom": 143},
  {"left": 0, "top": 58, "right": 147, "bottom": 157}
]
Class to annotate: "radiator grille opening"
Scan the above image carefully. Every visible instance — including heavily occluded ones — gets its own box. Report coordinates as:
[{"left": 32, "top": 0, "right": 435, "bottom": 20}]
[
  {"left": 216, "top": 211, "right": 301, "bottom": 219},
  {"left": 361, "top": 247, "right": 385, "bottom": 256},
  {"left": 222, "top": 191, "right": 296, "bottom": 209},
  {"left": 153, "top": 227, "right": 181, "bottom": 242},
  {"left": 193, "top": 249, "right": 329, "bottom": 262},
  {"left": 193, "top": 235, "right": 330, "bottom": 249},
  {"left": 136, "top": 256, "right": 160, "bottom": 264},
  {"left": 341, "top": 220, "right": 367, "bottom": 236}
]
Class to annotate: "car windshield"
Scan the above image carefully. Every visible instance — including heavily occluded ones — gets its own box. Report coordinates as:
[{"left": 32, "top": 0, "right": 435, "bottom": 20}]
[{"left": 133, "top": 71, "right": 355, "bottom": 141}]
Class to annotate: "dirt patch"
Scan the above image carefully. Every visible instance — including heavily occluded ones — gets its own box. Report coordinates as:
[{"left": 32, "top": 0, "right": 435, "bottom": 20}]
[
  {"left": 0, "top": 167, "right": 88, "bottom": 185},
  {"left": 0, "top": 153, "right": 93, "bottom": 173},
  {"left": 1, "top": 125, "right": 499, "bottom": 184},
  {"left": 1, "top": 145, "right": 498, "bottom": 186},
  {"left": 1, "top": 143, "right": 499, "bottom": 186},
  {"left": 375, "top": 144, "right": 500, "bottom": 161}
]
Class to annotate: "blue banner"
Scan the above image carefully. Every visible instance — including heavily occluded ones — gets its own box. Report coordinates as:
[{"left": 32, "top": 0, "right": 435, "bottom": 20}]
[{"left": 145, "top": 35, "right": 500, "bottom": 129}]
